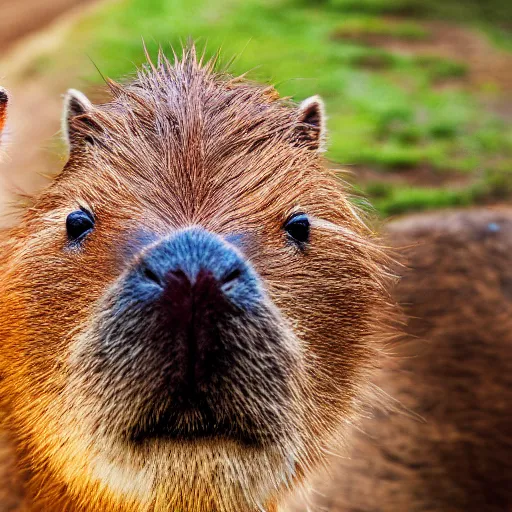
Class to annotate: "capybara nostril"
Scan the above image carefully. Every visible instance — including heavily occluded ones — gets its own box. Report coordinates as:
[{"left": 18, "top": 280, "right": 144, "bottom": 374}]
[
  {"left": 141, "top": 263, "right": 164, "bottom": 288},
  {"left": 220, "top": 267, "right": 242, "bottom": 289}
]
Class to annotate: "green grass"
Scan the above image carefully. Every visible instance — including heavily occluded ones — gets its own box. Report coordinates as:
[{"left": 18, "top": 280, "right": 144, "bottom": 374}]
[
  {"left": 324, "top": 0, "right": 512, "bottom": 51},
  {"left": 324, "top": 0, "right": 512, "bottom": 25},
  {"left": 365, "top": 167, "right": 512, "bottom": 216},
  {"left": 332, "top": 17, "right": 429, "bottom": 40},
  {"left": 374, "top": 186, "right": 475, "bottom": 216},
  {"left": 32, "top": 0, "right": 512, "bottom": 217}
]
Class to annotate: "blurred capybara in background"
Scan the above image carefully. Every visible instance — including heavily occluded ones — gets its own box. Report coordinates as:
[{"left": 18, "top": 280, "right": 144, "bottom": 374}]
[
  {"left": 297, "top": 208, "right": 512, "bottom": 512},
  {"left": 0, "top": 88, "right": 28, "bottom": 511},
  {"left": 0, "top": 50, "right": 397, "bottom": 511}
]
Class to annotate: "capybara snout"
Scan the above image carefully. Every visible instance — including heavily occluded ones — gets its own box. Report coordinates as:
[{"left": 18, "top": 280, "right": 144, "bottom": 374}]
[
  {"left": 99, "top": 225, "right": 271, "bottom": 397},
  {"left": 132, "top": 227, "right": 263, "bottom": 316},
  {"left": 69, "top": 226, "right": 299, "bottom": 447}
]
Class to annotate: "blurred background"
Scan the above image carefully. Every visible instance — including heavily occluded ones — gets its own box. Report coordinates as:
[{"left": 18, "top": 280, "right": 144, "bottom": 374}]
[{"left": 0, "top": 0, "right": 510, "bottom": 218}]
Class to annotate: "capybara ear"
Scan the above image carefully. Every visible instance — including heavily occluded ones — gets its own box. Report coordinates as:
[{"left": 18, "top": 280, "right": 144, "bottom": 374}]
[
  {"left": 62, "top": 88, "right": 98, "bottom": 152},
  {"left": 295, "top": 95, "right": 326, "bottom": 152},
  {"left": 0, "top": 87, "right": 8, "bottom": 136}
]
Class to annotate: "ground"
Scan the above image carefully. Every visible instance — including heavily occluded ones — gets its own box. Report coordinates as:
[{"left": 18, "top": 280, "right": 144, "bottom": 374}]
[
  {"left": 0, "top": 0, "right": 510, "bottom": 218},
  {"left": 0, "top": 0, "right": 101, "bottom": 213},
  {"left": 0, "top": 0, "right": 90, "bottom": 52}
]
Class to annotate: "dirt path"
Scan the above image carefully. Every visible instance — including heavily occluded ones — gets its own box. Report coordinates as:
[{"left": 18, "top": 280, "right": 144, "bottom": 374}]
[
  {"left": 0, "top": 0, "right": 92, "bottom": 52},
  {"left": 0, "top": 0, "right": 101, "bottom": 216}
]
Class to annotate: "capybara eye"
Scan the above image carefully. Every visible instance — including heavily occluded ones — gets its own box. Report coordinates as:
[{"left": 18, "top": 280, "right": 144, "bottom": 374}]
[
  {"left": 66, "top": 208, "right": 95, "bottom": 243},
  {"left": 284, "top": 212, "right": 310, "bottom": 246}
]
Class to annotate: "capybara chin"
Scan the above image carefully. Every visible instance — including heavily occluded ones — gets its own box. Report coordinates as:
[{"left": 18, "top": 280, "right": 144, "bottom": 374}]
[{"left": 0, "top": 49, "right": 395, "bottom": 511}]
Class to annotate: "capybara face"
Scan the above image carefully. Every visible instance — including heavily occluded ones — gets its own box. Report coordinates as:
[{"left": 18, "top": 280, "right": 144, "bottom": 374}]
[{"left": 0, "top": 52, "right": 393, "bottom": 511}]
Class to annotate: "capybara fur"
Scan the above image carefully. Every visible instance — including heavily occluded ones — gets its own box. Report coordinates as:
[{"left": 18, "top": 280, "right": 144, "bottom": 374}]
[
  {"left": 1, "top": 49, "right": 511, "bottom": 512},
  {"left": 295, "top": 208, "right": 512, "bottom": 512},
  {"left": 0, "top": 88, "right": 7, "bottom": 142},
  {"left": 0, "top": 50, "right": 396, "bottom": 511}
]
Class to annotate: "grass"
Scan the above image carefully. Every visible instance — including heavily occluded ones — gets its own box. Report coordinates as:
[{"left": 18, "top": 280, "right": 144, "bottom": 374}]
[
  {"left": 332, "top": 17, "right": 429, "bottom": 41},
  {"left": 324, "top": 0, "right": 512, "bottom": 25},
  {"left": 374, "top": 186, "right": 475, "bottom": 216},
  {"left": 29, "top": 0, "right": 512, "bottom": 217},
  {"left": 365, "top": 167, "right": 512, "bottom": 216}
]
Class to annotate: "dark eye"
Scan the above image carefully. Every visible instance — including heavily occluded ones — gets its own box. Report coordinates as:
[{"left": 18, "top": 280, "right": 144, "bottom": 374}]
[
  {"left": 284, "top": 212, "right": 310, "bottom": 247},
  {"left": 66, "top": 208, "right": 95, "bottom": 243}
]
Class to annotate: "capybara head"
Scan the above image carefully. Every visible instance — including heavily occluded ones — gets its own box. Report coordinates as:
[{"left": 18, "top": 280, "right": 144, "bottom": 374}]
[{"left": 0, "top": 50, "right": 394, "bottom": 511}]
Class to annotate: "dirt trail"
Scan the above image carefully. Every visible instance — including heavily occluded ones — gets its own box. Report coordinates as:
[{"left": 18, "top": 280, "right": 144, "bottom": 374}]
[
  {"left": 0, "top": 0, "right": 100, "bottom": 216},
  {"left": 0, "top": 0, "right": 91, "bottom": 52},
  {"left": 348, "top": 19, "right": 512, "bottom": 94}
]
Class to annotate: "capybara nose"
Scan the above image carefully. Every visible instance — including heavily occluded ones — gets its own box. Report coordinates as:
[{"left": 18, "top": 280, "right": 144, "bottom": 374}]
[
  {"left": 137, "top": 227, "right": 261, "bottom": 311},
  {"left": 128, "top": 227, "right": 263, "bottom": 393}
]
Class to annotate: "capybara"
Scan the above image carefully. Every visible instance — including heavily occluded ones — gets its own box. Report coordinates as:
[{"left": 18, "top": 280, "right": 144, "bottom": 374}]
[
  {"left": 293, "top": 208, "right": 512, "bottom": 512},
  {"left": 0, "top": 88, "right": 7, "bottom": 138},
  {"left": 0, "top": 50, "right": 396, "bottom": 511},
  {"left": 2, "top": 49, "right": 511, "bottom": 512}
]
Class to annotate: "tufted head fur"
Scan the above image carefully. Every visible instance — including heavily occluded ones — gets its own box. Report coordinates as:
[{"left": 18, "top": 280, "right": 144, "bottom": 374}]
[{"left": 0, "top": 48, "right": 396, "bottom": 511}]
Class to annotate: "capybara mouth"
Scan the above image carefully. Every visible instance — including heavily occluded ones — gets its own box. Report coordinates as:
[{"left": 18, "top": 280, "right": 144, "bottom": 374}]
[
  {"left": 69, "top": 229, "right": 303, "bottom": 455},
  {"left": 128, "top": 401, "right": 266, "bottom": 447}
]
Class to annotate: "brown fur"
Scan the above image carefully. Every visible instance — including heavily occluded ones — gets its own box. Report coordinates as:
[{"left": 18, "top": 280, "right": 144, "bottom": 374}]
[
  {"left": 298, "top": 208, "right": 512, "bottom": 512},
  {"left": 0, "top": 88, "right": 7, "bottom": 140},
  {"left": 0, "top": 50, "right": 395, "bottom": 511}
]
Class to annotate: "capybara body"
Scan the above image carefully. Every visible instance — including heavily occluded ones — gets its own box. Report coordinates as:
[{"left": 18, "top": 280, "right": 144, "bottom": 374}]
[
  {"left": 0, "top": 51, "right": 395, "bottom": 511},
  {"left": 298, "top": 208, "right": 512, "bottom": 512}
]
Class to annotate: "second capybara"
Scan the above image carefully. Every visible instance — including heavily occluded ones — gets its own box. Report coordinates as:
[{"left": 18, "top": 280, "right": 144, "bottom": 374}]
[
  {"left": 293, "top": 208, "right": 512, "bottom": 512},
  {"left": 0, "top": 88, "right": 7, "bottom": 140},
  {"left": 0, "top": 49, "right": 396, "bottom": 511}
]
